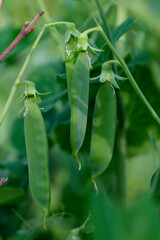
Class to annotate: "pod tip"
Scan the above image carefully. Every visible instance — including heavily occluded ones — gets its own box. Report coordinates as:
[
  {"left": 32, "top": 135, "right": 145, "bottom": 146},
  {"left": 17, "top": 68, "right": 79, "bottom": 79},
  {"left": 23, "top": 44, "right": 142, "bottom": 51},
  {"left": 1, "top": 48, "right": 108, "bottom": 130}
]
[
  {"left": 75, "top": 156, "right": 81, "bottom": 171},
  {"left": 93, "top": 180, "right": 98, "bottom": 195},
  {"left": 43, "top": 215, "right": 47, "bottom": 230},
  {"left": 78, "top": 162, "right": 81, "bottom": 171}
]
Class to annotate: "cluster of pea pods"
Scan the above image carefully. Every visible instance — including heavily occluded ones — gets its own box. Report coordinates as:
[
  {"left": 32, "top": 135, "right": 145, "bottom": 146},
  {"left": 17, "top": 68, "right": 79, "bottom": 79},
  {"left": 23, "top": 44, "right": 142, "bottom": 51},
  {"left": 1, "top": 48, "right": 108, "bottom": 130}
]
[{"left": 14, "top": 23, "right": 120, "bottom": 217}]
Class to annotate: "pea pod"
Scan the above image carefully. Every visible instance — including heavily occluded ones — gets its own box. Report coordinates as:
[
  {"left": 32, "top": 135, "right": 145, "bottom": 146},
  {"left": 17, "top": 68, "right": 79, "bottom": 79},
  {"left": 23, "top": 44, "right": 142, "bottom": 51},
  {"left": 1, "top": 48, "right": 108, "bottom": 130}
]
[
  {"left": 70, "top": 51, "right": 90, "bottom": 169},
  {"left": 90, "top": 81, "right": 117, "bottom": 182},
  {"left": 24, "top": 97, "right": 50, "bottom": 216},
  {"left": 65, "top": 36, "right": 78, "bottom": 104}
]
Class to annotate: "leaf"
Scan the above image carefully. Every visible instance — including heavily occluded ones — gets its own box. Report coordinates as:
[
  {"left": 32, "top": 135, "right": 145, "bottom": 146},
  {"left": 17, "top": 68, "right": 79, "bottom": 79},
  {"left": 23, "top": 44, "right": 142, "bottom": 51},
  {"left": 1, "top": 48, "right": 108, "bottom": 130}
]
[
  {"left": 149, "top": 131, "right": 160, "bottom": 167},
  {"left": 0, "top": 161, "right": 27, "bottom": 178},
  {"left": 113, "top": 73, "right": 128, "bottom": 81},
  {"left": 56, "top": 73, "right": 66, "bottom": 83},
  {"left": 127, "top": 51, "right": 150, "bottom": 68},
  {"left": 91, "top": 192, "right": 120, "bottom": 240},
  {"left": 150, "top": 168, "right": 160, "bottom": 197},
  {"left": 107, "top": 71, "right": 120, "bottom": 89},
  {"left": 40, "top": 89, "right": 68, "bottom": 112},
  {"left": 7, "top": 234, "right": 28, "bottom": 240},
  {"left": 0, "top": 187, "right": 26, "bottom": 206},
  {"left": 113, "top": 17, "right": 136, "bottom": 42}
]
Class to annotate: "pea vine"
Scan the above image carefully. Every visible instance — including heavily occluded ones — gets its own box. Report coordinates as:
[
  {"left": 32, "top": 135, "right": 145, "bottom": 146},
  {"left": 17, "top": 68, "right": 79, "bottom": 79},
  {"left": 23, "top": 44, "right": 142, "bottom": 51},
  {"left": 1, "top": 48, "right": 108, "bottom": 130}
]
[{"left": 0, "top": 0, "right": 160, "bottom": 216}]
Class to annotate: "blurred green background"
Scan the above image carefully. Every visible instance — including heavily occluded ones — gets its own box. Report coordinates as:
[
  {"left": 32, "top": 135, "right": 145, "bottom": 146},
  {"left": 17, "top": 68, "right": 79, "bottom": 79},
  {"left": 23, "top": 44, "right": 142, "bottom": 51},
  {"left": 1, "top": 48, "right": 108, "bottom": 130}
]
[{"left": 0, "top": 0, "right": 160, "bottom": 239}]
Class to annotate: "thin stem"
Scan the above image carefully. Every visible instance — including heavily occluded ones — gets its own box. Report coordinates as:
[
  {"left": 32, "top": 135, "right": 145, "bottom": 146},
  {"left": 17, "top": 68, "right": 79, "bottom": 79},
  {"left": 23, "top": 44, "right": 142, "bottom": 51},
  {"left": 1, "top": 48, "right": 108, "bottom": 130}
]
[
  {"left": 105, "top": 60, "right": 120, "bottom": 65},
  {"left": 97, "top": 23, "right": 160, "bottom": 125},
  {"left": 83, "top": 27, "right": 100, "bottom": 35},
  {"left": 0, "top": 24, "right": 46, "bottom": 125},
  {"left": 11, "top": 208, "right": 33, "bottom": 231},
  {"left": 0, "top": 11, "right": 44, "bottom": 63},
  {"left": 0, "top": 21, "right": 72, "bottom": 125},
  {"left": 47, "top": 22, "right": 72, "bottom": 27}
]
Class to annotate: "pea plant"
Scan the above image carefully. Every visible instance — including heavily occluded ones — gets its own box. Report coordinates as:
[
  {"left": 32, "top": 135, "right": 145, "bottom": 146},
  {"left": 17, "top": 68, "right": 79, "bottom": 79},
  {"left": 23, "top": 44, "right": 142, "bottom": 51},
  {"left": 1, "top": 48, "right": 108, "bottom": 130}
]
[{"left": 1, "top": 0, "right": 160, "bottom": 239}]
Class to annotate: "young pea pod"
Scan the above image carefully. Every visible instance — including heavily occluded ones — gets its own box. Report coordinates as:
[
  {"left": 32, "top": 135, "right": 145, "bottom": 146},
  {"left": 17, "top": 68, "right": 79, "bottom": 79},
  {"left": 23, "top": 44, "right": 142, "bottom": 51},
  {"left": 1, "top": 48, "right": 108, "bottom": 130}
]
[
  {"left": 24, "top": 98, "right": 50, "bottom": 215},
  {"left": 66, "top": 60, "right": 75, "bottom": 104},
  {"left": 70, "top": 51, "right": 90, "bottom": 169},
  {"left": 65, "top": 36, "right": 78, "bottom": 104},
  {"left": 22, "top": 82, "right": 50, "bottom": 216},
  {"left": 90, "top": 81, "right": 117, "bottom": 182}
]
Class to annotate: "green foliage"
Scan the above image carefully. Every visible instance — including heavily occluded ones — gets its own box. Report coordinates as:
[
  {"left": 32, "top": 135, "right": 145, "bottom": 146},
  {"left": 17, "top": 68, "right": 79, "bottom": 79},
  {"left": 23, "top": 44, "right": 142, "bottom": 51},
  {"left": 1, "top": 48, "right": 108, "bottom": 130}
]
[
  {"left": 0, "top": 0, "right": 160, "bottom": 239},
  {"left": 0, "top": 188, "right": 26, "bottom": 207}
]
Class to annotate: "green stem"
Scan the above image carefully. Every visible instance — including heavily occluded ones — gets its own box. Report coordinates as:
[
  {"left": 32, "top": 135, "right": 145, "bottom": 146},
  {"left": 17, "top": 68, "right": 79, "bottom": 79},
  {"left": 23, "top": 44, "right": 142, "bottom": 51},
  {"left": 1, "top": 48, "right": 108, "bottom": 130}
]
[
  {"left": 97, "top": 23, "right": 160, "bottom": 125},
  {"left": 0, "top": 21, "right": 70, "bottom": 126},
  {"left": 0, "top": 25, "right": 45, "bottom": 126},
  {"left": 105, "top": 60, "right": 120, "bottom": 65},
  {"left": 83, "top": 27, "right": 100, "bottom": 35},
  {"left": 47, "top": 22, "right": 72, "bottom": 27}
]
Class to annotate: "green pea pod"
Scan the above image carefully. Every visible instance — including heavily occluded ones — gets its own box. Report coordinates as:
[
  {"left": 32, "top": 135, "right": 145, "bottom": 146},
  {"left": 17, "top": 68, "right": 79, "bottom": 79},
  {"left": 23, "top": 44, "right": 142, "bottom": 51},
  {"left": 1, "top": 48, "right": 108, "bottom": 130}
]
[
  {"left": 70, "top": 51, "right": 90, "bottom": 169},
  {"left": 65, "top": 36, "right": 77, "bottom": 104},
  {"left": 24, "top": 98, "right": 50, "bottom": 216},
  {"left": 66, "top": 60, "right": 75, "bottom": 104},
  {"left": 90, "top": 81, "right": 117, "bottom": 182}
]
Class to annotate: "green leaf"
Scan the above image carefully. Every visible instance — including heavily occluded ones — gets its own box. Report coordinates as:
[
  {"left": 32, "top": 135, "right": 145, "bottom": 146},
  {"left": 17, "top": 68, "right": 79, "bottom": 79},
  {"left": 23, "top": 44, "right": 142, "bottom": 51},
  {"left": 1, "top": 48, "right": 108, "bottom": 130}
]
[
  {"left": 128, "top": 51, "right": 150, "bottom": 68},
  {"left": 0, "top": 161, "right": 27, "bottom": 178},
  {"left": 56, "top": 73, "right": 66, "bottom": 83},
  {"left": 0, "top": 187, "right": 26, "bottom": 206},
  {"left": 149, "top": 131, "right": 160, "bottom": 167},
  {"left": 113, "top": 73, "right": 128, "bottom": 81},
  {"left": 7, "top": 234, "right": 29, "bottom": 240},
  {"left": 91, "top": 192, "right": 120, "bottom": 240},
  {"left": 113, "top": 17, "right": 136, "bottom": 42},
  {"left": 107, "top": 71, "right": 120, "bottom": 89},
  {"left": 40, "top": 89, "right": 68, "bottom": 112},
  {"left": 150, "top": 169, "right": 160, "bottom": 197}
]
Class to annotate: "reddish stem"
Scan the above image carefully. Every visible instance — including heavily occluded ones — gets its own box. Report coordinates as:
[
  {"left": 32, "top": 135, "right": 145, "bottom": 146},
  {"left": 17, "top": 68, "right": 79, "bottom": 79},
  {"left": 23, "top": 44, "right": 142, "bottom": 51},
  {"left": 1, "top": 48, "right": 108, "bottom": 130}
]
[
  {"left": 0, "top": 177, "right": 8, "bottom": 187},
  {"left": 0, "top": 0, "right": 4, "bottom": 8},
  {"left": 0, "top": 11, "right": 44, "bottom": 63}
]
